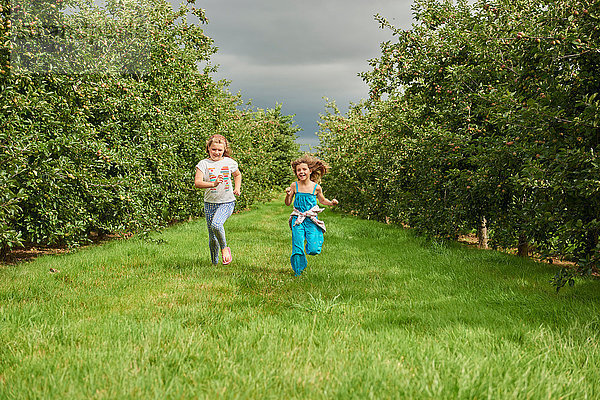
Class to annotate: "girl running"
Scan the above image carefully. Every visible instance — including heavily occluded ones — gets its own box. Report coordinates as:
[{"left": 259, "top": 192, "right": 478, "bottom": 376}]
[
  {"left": 285, "top": 154, "right": 338, "bottom": 275},
  {"left": 195, "top": 134, "right": 242, "bottom": 265}
]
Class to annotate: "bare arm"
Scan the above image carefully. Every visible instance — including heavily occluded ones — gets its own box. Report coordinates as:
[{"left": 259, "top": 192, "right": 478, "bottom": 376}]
[
  {"left": 316, "top": 185, "right": 338, "bottom": 206},
  {"left": 232, "top": 170, "right": 242, "bottom": 196},
  {"left": 194, "top": 168, "right": 222, "bottom": 189},
  {"left": 284, "top": 183, "right": 296, "bottom": 206}
]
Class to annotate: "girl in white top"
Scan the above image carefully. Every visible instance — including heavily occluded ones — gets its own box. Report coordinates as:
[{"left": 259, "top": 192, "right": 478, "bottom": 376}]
[{"left": 195, "top": 134, "right": 242, "bottom": 265}]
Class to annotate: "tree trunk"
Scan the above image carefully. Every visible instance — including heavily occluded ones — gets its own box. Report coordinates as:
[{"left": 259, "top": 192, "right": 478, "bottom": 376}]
[
  {"left": 517, "top": 234, "right": 529, "bottom": 257},
  {"left": 586, "top": 229, "right": 598, "bottom": 255},
  {"left": 477, "top": 216, "right": 488, "bottom": 249}
]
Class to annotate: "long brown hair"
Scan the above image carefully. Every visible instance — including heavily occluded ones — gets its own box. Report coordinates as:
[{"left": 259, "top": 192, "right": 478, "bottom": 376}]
[
  {"left": 205, "top": 134, "right": 232, "bottom": 157},
  {"left": 291, "top": 154, "right": 329, "bottom": 183}
]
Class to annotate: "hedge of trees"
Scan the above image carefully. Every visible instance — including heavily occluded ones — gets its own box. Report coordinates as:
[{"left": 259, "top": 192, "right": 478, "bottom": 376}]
[
  {"left": 0, "top": 0, "right": 299, "bottom": 256},
  {"left": 318, "top": 0, "right": 599, "bottom": 289}
]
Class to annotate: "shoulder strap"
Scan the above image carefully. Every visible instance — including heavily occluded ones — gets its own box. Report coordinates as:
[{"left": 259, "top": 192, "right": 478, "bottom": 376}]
[{"left": 312, "top": 184, "right": 317, "bottom": 195}]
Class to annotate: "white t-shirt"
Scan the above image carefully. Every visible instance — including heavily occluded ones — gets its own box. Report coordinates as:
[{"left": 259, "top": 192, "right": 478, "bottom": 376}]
[{"left": 196, "top": 157, "right": 239, "bottom": 203}]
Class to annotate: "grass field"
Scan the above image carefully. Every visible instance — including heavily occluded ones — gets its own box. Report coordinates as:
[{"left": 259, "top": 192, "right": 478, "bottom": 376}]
[{"left": 1, "top": 196, "right": 599, "bottom": 399}]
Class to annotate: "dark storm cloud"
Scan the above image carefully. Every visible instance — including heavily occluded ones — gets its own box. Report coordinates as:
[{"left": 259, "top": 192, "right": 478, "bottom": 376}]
[
  {"left": 173, "top": 0, "right": 415, "bottom": 148},
  {"left": 198, "top": 0, "right": 411, "bottom": 65}
]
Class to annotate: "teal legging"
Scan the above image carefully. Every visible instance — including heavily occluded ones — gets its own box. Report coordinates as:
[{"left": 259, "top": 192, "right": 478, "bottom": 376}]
[{"left": 290, "top": 216, "right": 324, "bottom": 275}]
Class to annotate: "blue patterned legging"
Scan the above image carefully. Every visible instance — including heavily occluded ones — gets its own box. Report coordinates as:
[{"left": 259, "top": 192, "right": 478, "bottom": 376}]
[{"left": 204, "top": 201, "right": 235, "bottom": 265}]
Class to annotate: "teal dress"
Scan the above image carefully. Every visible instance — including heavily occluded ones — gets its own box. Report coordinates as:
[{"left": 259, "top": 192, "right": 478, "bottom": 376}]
[{"left": 290, "top": 182, "right": 324, "bottom": 275}]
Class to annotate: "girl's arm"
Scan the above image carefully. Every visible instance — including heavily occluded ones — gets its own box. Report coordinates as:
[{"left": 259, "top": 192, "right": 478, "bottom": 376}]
[
  {"left": 284, "top": 183, "right": 296, "bottom": 206},
  {"left": 194, "top": 168, "right": 222, "bottom": 189},
  {"left": 316, "top": 185, "right": 338, "bottom": 206},
  {"left": 232, "top": 170, "right": 242, "bottom": 196}
]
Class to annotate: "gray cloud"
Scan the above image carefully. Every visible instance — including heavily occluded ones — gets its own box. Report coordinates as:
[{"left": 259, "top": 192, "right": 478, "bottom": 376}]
[
  {"left": 175, "top": 0, "right": 415, "bottom": 148},
  {"left": 201, "top": 0, "right": 411, "bottom": 64}
]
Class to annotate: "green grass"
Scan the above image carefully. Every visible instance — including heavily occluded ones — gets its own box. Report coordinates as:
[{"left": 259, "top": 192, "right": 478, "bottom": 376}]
[{"left": 1, "top": 196, "right": 599, "bottom": 399}]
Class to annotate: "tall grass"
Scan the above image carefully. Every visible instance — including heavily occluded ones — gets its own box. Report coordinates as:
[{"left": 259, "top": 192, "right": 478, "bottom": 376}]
[{"left": 1, "top": 196, "right": 599, "bottom": 399}]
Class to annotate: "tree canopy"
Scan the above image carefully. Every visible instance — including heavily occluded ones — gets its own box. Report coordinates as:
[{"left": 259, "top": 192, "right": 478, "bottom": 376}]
[
  {"left": 318, "top": 0, "right": 599, "bottom": 290},
  {"left": 1, "top": 0, "right": 299, "bottom": 255}
]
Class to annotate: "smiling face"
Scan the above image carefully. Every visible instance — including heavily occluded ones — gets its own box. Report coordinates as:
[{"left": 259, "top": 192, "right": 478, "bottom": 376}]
[
  {"left": 295, "top": 163, "right": 311, "bottom": 181},
  {"left": 208, "top": 142, "right": 225, "bottom": 161}
]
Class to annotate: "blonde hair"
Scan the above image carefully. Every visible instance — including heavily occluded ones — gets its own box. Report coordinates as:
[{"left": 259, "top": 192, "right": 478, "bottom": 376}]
[
  {"left": 291, "top": 154, "right": 329, "bottom": 183},
  {"left": 205, "top": 134, "right": 231, "bottom": 157}
]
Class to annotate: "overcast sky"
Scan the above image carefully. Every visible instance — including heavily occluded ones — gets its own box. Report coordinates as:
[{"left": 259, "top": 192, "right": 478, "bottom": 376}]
[{"left": 178, "top": 0, "right": 415, "bottom": 150}]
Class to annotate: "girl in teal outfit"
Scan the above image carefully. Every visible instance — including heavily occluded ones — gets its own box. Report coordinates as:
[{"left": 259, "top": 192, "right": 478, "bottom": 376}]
[{"left": 284, "top": 154, "right": 338, "bottom": 275}]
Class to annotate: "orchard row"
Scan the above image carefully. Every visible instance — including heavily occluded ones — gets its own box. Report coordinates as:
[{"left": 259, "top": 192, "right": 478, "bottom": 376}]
[
  {"left": 318, "top": 0, "right": 599, "bottom": 290},
  {"left": 0, "top": 0, "right": 299, "bottom": 256}
]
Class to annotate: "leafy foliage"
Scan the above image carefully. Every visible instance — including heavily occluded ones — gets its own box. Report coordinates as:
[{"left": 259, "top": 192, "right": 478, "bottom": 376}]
[
  {"left": 0, "top": 0, "right": 299, "bottom": 254},
  {"left": 318, "top": 0, "right": 599, "bottom": 290}
]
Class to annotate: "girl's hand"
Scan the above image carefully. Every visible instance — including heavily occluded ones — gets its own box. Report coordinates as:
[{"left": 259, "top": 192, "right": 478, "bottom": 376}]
[
  {"left": 214, "top": 174, "right": 224, "bottom": 187},
  {"left": 284, "top": 184, "right": 295, "bottom": 206},
  {"left": 331, "top": 199, "right": 339, "bottom": 205},
  {"left": 234, "top": 188, "right": 241, "bottom": 196}
]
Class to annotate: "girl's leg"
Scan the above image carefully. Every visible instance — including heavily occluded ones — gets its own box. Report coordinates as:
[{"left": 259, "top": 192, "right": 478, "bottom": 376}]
[
  {"left": 204, "top": 202, "right": 220, "bottom": 265},
  {"left": 305, "top": 221, "right": 324, "bottom": 256},
  {"left": 208, "top": 201, "right": 235, "bottom": 250},
  {"left": 291, "top": 219, "right": 308, "bottom": 275}
]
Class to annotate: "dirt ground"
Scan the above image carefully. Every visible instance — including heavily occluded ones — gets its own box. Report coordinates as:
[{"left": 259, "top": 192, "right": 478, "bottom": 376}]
[
  {"left": 1, "top": 244, "right": 74, "bottom": 266},
  {"left": 0, "top": 234, "right": 120, "bottom": 266}
]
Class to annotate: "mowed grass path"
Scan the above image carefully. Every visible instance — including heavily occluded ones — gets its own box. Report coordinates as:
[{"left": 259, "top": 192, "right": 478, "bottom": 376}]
[{"left": 1, "top": 196, "right": 600, "bottom": 399}]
